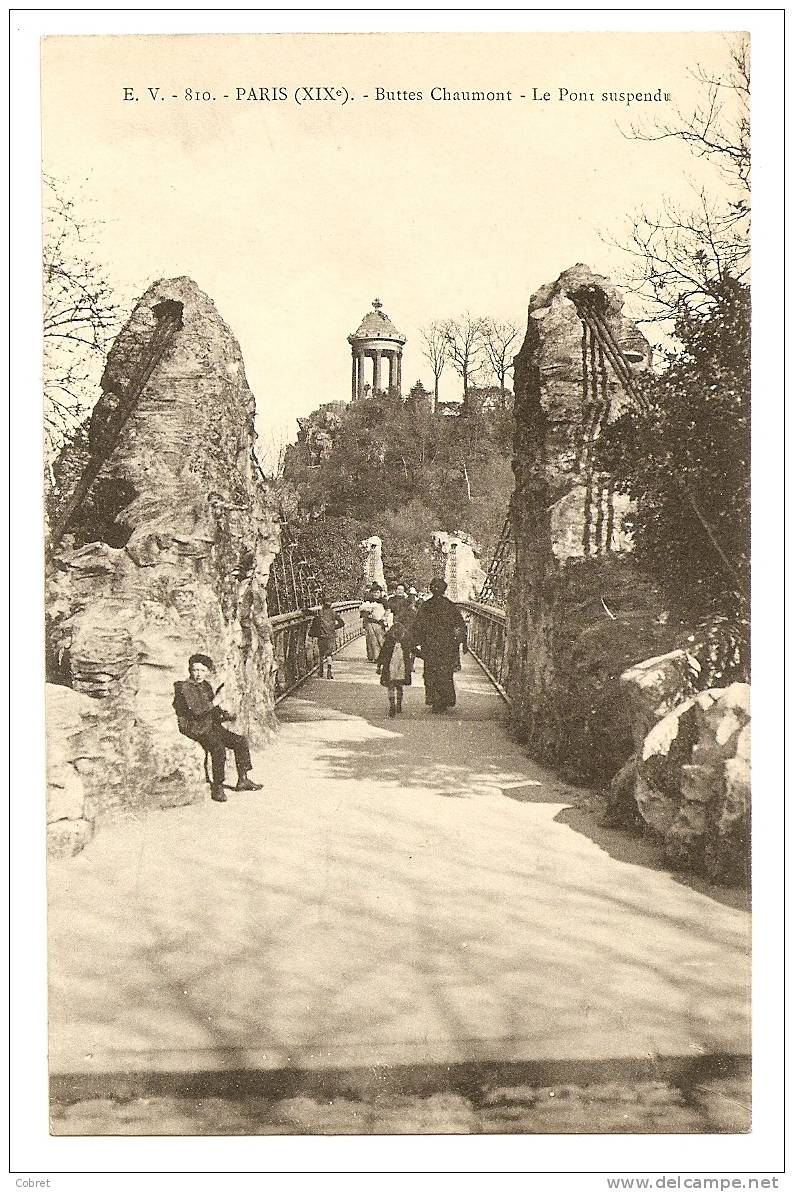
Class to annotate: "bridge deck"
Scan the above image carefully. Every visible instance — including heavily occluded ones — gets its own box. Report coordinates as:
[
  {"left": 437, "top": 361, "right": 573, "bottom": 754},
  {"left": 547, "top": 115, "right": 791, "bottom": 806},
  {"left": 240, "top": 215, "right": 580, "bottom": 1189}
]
[{"left": 48, "top": 637, "right": 750, "bottom": 1091}]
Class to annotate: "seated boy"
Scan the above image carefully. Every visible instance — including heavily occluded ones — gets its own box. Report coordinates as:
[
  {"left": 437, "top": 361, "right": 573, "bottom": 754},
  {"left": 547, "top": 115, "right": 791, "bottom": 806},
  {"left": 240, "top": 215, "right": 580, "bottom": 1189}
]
[{"left": 173, "top": 654, "right": 263, "bottom": 803}]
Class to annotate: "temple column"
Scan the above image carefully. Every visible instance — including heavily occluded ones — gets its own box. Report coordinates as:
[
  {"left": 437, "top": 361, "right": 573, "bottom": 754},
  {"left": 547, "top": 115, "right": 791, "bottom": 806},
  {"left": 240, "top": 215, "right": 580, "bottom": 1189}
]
[
  {"left": 357, "top": 351, "right": 366, "bottom": 399},
  {"left": 373, "top": 350, "right": 382, "bottom": 394},
  {"left": 395, "top": 352, "right": 402, "bottom": 396},
  {"left": 351, "top": 349, "right": 358, "bottom": 401}
]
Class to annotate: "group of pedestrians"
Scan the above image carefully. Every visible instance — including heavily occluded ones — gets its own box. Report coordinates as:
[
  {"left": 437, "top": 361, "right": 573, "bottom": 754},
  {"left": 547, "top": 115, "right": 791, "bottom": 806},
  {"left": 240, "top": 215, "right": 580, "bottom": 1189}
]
[{"left": 362, "top": 578, "right": 468, "bottom": 717}]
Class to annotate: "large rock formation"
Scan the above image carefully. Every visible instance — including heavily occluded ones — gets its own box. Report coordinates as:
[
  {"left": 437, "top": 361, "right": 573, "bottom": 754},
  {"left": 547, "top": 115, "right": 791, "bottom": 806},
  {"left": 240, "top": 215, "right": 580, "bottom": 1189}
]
[
  {"left": 620, "top": 649, "right": 702, "bottom": 752},
  {"left": 603, "top": 648, "right": 702, "bottom": 828},
  {"left": 46, "top": 277, "right": 281, "bottom": 855},
  {"left": 506, "top": 264, "right": 651, "bottom": 750},
  {"left": 526, "top": 264, "right": 649, "bottom": 561}
]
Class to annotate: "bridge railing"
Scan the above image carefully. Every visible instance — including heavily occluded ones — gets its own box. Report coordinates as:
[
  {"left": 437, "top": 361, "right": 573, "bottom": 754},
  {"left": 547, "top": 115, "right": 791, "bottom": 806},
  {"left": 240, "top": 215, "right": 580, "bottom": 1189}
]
[
  {"left": 271, "top": 600, "right": 363, "bottom": 704},
  {"left": 457, "top": 600, "right": 511, "bottom": 704}
]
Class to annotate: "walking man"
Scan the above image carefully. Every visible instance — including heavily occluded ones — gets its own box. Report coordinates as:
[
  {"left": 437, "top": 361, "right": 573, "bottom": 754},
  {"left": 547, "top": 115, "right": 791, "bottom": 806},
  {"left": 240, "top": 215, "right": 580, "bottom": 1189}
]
[
  {"left": 173, "top": 654, "right": 263, "bottom": 803},
  {"left": 410, "top": 578, "right": 468, "bottom": 713}
]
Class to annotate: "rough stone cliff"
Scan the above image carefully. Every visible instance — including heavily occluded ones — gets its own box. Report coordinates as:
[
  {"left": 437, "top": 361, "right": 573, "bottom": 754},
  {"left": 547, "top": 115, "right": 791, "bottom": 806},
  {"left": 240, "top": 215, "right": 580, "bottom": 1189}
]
[
  {"left": 46, "top": 277, "right": 281, "bottom": 856},
  {"left": 527, "top": 263, "right": 649, "bottom": 561},
  {"left": 506, "top": 264, "right": 651, "bottom": 751}
]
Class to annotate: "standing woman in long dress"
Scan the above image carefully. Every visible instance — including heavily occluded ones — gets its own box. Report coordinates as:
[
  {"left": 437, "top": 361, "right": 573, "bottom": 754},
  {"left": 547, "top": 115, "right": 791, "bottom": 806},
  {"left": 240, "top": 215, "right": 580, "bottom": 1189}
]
[
  {"left": 360, "top": 585, "right": 388, "bottom": 662},
  {"left": 410, "top": 577, "right": 468, "bottom": 712}
]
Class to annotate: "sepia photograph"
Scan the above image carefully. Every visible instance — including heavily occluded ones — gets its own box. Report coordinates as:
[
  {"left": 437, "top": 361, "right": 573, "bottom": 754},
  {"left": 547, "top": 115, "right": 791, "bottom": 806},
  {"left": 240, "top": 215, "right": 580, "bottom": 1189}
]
[{"left": 8, "top": 8, "right": 786, "bottom": 1178}]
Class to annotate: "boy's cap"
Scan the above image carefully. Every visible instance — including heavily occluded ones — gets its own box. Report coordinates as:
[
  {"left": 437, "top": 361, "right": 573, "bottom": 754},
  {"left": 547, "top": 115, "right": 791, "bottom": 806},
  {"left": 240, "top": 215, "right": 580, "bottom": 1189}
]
[{"left": 189, "top": 653, "right": 214, "bottom": 671}]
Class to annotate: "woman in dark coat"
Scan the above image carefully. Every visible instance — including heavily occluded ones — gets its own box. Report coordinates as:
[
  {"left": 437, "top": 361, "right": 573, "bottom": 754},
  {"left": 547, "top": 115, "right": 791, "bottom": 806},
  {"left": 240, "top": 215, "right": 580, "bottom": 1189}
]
[{"left": 410, "top": 577, "right": 468, "bottom": 712}]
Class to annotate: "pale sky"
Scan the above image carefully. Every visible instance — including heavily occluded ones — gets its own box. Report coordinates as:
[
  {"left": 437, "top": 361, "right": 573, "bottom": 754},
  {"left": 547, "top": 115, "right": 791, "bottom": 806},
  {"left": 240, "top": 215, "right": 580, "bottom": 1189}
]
[{"left": 41, "top": 31, "right": 743, "bottom": 461}]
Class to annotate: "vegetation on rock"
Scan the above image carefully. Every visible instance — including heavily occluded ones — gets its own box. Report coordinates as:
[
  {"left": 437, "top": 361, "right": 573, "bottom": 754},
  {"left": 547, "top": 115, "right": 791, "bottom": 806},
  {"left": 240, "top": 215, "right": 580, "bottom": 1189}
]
[
  {"left": 283, "top": 388, "right": 514, "bottom": 585},
  {"left": 597, "top": 277, "right": 750, "bottom": 678}
]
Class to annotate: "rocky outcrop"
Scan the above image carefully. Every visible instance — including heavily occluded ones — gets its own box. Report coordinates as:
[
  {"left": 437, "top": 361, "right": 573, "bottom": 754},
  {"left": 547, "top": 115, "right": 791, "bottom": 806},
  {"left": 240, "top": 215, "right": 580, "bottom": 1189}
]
[
  {"left": 635, "top": 683, "right": 750, "bottom": 883},
  {"left": 501, "top": 265, "right": 749, "bottom": 884},
  {"left": 598, "top": 647, "right": 698, "bottom": 826},
  {"left": 526, "top": 264, "right": 649, "bottom": 560},
  {"left": 506, "top": 265, "right": 651, "bottom": 749},
  {"left": 294, "top": 402, "right": 346, "bottom": 465},
  {"left": 46, "top": 277, "right": 281, "bottom": 855},
  {"left": 607, "top": 650, "right": 750, "bottom": 882}
]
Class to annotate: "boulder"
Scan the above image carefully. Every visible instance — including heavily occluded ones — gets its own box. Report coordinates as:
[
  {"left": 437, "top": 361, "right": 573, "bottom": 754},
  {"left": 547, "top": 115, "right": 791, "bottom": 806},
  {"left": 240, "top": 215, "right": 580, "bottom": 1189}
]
[
  {"left": 635, "top": 683, "right": 750, "bottom": 882},
  {"left": 620, "top": 649, "right": 700, "bottom": 751}
]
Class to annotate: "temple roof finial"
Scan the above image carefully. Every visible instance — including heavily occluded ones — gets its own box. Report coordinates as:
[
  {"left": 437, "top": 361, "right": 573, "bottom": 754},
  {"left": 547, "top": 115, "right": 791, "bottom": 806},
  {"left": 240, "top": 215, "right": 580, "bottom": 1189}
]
[{"left": 348, "top": 298, "right": 406, "bottom": 346}]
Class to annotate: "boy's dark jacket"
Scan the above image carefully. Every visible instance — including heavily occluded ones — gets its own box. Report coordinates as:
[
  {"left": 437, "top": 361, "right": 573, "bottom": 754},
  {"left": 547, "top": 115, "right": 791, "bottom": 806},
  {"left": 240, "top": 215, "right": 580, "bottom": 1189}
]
[
  {"left": 173, "top": 679, "right": 224, "bottom": 736},
  {"left": 310, "top": 608, "right": 345, "bottom": 640}
]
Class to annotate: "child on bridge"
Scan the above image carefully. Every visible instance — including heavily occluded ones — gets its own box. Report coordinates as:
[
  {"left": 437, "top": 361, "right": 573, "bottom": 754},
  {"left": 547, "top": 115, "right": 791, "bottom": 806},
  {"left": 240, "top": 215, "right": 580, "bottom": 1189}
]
[
  {"left": 310, "top": 596, "right": 345, "bottom": 678},
  {"left": 376, "top": 622, "right": 412, "bottom": 718}
]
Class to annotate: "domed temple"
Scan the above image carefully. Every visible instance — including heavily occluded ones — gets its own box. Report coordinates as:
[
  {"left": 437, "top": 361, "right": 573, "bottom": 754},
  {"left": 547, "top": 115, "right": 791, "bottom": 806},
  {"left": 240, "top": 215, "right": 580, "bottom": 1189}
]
[{"left": 347, "top": 298, "right": 406, "bottom": 400}]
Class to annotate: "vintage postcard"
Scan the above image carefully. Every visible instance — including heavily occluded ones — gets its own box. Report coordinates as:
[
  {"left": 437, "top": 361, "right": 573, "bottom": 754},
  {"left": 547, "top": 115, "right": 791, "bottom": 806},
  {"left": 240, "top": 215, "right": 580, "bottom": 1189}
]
[{"left": 11, "top": 10, "right": 785, "bottom": 1179}]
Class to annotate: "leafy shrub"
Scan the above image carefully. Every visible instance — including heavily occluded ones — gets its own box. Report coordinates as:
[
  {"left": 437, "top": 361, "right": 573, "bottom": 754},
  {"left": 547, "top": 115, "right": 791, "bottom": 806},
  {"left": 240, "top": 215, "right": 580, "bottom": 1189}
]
[{"left": 596, "top": 278, "right": 749, "bottom": 643}]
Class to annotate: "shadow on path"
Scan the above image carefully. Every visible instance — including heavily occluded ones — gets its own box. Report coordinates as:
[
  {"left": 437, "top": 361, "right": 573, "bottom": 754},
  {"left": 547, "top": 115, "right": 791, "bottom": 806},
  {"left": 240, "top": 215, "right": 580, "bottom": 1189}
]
[
  {"left": 280, "top": 642, "right": 749, "bottom": 909},
  {"left": 47, "top": 636, "right": 750, "bottom": 1107},
  {"left": 554, "top": 807, "right": 750, "bottom": 912}
]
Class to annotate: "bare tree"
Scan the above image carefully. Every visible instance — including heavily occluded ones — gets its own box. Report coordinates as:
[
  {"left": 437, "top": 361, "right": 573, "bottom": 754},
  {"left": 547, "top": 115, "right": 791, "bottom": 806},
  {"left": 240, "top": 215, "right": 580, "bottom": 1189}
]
[
  {"left": 611, "top": 36, "right": 750, "bottom": 320},
  {"left": 443, "top": 314, "right": 486, "bottom": 409},
  {"left": 257, "top": 423, "right": 292, "bottom": 479},
  {"left": 628, "top": 38, "right": 749, "bottom": 191},
  {"left": 43, "top": 174, "right": 120, "bottom": 460},
  {"left": 420, "top": 322, "right": 447, "bottom": 412},
  {"left": 481, "top": 317, "right": 519, "bottom": 402}
]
